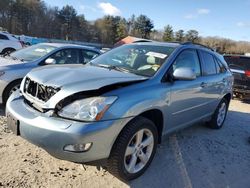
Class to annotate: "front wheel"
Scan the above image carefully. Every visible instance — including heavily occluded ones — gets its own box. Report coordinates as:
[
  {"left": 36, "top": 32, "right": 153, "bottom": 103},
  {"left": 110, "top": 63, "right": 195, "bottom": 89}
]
[
  {"left": 3, "top": 81, "right": 21, "bottom": 104},
  {"left": 208, "top": 98, "right": 229, "bottom": 129},
  {"left": 107, "top": 117, "right": 158, "bottom": 181}
]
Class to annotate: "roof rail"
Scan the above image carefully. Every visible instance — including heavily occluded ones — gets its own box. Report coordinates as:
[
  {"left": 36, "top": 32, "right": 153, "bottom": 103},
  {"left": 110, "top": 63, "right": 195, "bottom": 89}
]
[
  {"left": 181, "top": 41, "right": 192, "bottom": 45},
  {"left": 181, "top": 41, "right": 215, "bottom": 51}
]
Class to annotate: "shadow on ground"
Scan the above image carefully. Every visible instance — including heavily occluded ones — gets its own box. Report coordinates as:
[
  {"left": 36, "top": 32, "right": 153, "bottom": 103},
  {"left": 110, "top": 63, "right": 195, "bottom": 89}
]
[
  {"left": 126, "top": 110, "right": 250, "bottom": 188},
  {"left": 0, "top": 104, "right": 5, "bottom": 116}
]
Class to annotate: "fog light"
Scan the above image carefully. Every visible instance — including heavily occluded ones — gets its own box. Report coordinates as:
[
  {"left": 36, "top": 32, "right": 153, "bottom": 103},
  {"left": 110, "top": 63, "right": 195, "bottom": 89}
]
[{"left": 64, "top": 143, "right": 92, "bottom": 152}]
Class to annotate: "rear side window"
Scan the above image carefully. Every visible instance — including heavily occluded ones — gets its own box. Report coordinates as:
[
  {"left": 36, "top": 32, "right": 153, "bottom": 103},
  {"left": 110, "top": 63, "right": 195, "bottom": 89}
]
[
  {"left": 0, "top": 34, "right": 9, "bottom": 40},
  {"left": 224, "top": 56, "right": 250, "bottom": 70},
  {"left": 80, "top": 50, "right": 99, "bottom": 64},
  {"left": 200, "top": 51, "right": 217, "bottom": 75}
]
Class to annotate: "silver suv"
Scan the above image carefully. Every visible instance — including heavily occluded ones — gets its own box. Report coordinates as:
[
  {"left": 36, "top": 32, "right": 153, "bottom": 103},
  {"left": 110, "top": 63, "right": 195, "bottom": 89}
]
[{"left": 6, "top": 42, "right": 233, "bottom": 180}]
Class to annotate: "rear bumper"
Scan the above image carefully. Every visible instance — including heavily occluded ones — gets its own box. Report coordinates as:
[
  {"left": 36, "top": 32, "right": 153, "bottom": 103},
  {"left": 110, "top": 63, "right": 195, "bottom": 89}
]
[{"left": 6, "top": 91, "right": 132, "bottom": 163}]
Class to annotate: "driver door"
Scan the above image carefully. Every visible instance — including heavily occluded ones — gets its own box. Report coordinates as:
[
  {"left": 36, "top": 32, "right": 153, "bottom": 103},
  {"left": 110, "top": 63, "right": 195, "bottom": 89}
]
[{"left": 165, "top": 49, "right": 208, "bottom": 131}]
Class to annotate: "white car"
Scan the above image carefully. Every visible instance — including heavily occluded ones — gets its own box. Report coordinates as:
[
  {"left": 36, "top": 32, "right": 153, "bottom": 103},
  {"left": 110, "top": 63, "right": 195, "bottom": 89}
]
[{"left": 0, "top": 32, "right": 23, "bottom": 55}]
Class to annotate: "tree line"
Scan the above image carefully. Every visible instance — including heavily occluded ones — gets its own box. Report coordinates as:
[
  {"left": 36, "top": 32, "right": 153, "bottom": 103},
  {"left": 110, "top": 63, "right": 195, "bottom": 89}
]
[{"left": 1, "top": 0, "right": 250, "bottom": 54}]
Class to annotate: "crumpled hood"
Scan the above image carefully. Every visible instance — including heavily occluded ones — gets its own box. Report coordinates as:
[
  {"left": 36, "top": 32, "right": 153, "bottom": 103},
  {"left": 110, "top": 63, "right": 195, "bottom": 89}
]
[{"left": 22, "top": 64, "right": 147, "bottom": 108}]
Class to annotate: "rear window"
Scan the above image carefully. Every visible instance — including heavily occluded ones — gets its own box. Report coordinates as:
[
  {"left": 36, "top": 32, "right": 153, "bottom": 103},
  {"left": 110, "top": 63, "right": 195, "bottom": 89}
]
[{"left": 224, "top": 56, "right": 250, "bottom": 70}]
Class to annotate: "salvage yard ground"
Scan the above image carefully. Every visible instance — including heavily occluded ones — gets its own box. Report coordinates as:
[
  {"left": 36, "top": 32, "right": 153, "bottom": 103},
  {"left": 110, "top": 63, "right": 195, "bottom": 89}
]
[{"left": 0, "top": 99, "right": 250, "bottom": 188}]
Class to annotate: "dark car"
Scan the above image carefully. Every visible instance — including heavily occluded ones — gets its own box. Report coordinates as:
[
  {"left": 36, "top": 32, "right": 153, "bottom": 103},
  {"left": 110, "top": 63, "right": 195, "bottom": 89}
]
[{"left": 224, "top": 55, "right": 250, "bottom": 98}]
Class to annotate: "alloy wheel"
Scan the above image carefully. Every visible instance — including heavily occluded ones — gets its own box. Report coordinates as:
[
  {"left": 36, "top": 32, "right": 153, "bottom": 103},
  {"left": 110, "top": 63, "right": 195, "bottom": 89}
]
[
  {"left": 124, "top": 128, "right": 154, "bottom": 174},
  {"left": 217, "top": 102, "right": 226, "bottom": 126}
]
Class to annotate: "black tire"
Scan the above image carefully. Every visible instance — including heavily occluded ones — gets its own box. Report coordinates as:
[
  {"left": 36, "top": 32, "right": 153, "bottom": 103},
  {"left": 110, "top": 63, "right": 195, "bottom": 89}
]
[
  {"left": 107, "top": 116, "right": 158, "bottom": 181},
  {"left": 3, "top": 80, "right": 21, "bottom": 104},
  {"left": 208, "top": 98, "right": 229, "bottom": 129},
  {"left": 2, "top": 48, "right": 15, "bottom": 56}
]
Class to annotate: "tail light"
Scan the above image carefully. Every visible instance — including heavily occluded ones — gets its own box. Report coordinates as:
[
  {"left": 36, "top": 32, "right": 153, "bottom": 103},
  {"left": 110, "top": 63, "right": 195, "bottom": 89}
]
[{"left": 245, "top": 70, "right": 250, "bottom": 77}]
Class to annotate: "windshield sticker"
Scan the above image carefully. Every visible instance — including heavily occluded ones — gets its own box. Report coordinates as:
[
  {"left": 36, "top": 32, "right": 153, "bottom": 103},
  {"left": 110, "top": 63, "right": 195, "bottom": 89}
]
[
  {"left": 34, "top": 48, "right": 46, "bottom": 52},
  {"left": 146, "top": 51, "right": 167, "bottom": 59}
]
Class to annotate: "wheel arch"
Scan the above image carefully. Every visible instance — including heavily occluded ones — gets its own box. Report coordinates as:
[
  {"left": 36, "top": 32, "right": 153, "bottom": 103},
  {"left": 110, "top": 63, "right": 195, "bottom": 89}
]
[
  {"left": 1, "top": 47, "right": 16, "bottom": 54},
  {"left": 137, "top": 109, "right": 164, "bottom": 143},
  {"left": 2, "top": 78, "right": 23, "bottom": 103},
  {"left": 222, "top": 93, "right": 232, "bottom": 104},
  {"left": 112, "top": 108, "right": 164, "bottom": 150}
]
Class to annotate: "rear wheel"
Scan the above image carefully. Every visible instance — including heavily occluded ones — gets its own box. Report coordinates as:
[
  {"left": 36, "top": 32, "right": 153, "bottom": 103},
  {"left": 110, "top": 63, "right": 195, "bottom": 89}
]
[
  {"left": 1, "top": 48, "right": 15, "bottom": 56},
  {"left": 208, "top": 98, "right": 229, "bottom": 129},
  {"left": 107, "top": 116, "right": 158, "bottom": 181}
]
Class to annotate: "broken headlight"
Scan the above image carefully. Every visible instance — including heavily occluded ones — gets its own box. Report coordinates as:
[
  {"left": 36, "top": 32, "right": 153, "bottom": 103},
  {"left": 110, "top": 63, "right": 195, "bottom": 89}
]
[{"left": 57, "top": 96, "right": 117, "bottom": 121}]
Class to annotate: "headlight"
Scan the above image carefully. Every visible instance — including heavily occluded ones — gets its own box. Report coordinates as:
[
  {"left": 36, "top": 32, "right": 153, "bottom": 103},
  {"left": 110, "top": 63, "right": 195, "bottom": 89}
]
[
  {"left": 57, "top": 96, "right": 117, "bottom": 121},
  {"left": 0, "top": 71, "right": 5, "bottom": 77}
]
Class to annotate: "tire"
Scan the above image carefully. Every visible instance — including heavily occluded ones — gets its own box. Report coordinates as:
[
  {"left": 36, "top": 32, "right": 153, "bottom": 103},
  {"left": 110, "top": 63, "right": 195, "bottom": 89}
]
[
  {"left": 2, "top": 48, "right": 15, "bottom": 56},
  {"left": 107, "top": 116, "right": 158, "bottom": 181},
  {"left": 3, "top": 80, "right": 21, "bottom": 104},
  {"left": 208, "top": 98, "right": 229, "bottom": 129}
]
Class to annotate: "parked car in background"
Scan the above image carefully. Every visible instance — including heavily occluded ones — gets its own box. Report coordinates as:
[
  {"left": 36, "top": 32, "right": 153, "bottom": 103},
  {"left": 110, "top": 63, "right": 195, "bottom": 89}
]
[
  {"left": 0, "top": 43, "right": 101, "bottom": 103},
  {"left": 0, "top": 31, "right": 23, "bottom": 55},
  {"left": 224, "top": 55, "right": 250, "bottom": 98},
  {"left": 18, "top": 35, "right": 49, "bottom": 46},
  {"left": 6, "top": 42, "right": 233, "bottom": 180}
]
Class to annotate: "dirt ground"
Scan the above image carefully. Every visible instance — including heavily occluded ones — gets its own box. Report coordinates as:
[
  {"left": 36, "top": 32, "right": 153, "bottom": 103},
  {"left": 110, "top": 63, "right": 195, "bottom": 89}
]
[{"left": 0, "top": 99, "right": 250, "bottom": 188}]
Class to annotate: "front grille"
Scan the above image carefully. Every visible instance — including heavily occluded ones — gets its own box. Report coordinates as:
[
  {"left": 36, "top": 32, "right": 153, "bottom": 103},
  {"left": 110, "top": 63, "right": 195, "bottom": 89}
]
[{"left": 23, "top": 77, "right": 60, "bottom": 102}]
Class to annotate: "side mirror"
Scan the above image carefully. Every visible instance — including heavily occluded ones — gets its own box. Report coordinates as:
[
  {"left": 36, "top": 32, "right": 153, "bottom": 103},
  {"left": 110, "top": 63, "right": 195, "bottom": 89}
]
[
  {"left": 45, "top": 58, "right": 56, "bottom": 65},
  {"left": 173, "top": 67, "right": 196, "bottom": 80}
]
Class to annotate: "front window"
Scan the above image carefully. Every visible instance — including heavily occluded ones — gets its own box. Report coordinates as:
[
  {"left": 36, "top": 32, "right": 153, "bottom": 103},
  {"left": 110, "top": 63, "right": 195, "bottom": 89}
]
[
  {"left": 10, "top": 44, "right": 56, "bottom": 61},
  {"left": 173, "top": 49, "right": 201, "bottom": 76},
  {"left": 49, "top": 49, "right": 80, "bottom": 64},
  {"left": 90, "top": 44, "right": 176, "bottom": 77}
]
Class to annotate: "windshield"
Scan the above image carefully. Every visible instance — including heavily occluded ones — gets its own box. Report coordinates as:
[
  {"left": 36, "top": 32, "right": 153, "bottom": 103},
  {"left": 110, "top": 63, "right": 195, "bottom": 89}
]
[
  {"left": 10, "top": 44, "right": 57, "bottom": 61},
  {"left": 90, "top": 44, "right": 176, "bottom": 77}
]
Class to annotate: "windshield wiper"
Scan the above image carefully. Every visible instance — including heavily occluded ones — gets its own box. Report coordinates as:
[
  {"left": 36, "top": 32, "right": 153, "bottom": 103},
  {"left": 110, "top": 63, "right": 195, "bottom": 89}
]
[
  {"left": 10, "top": 55, "right": 24, "bottom": 62},
  {"left": 89, "top": 62, "right": 129, "bottom": 73},
  {"left": 89, "top": 62, "right": 150, "bottom": 77}
]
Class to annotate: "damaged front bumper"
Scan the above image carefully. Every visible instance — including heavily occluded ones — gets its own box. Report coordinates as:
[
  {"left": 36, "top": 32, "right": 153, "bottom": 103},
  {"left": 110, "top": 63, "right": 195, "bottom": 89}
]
[{"left": 6, "top": 91, "right": 133, "bottom": 163}]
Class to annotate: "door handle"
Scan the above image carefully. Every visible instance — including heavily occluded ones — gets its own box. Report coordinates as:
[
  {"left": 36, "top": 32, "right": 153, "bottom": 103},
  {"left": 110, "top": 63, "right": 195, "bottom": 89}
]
[{"left": 200, "top": 82, "right": 207, "bottom": 88}]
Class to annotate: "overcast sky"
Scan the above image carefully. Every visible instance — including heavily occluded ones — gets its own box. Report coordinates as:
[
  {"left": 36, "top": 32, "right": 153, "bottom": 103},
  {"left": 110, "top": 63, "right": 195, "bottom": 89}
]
[{"left": 44, "top": 0, "right": 250, "bottom": 41}]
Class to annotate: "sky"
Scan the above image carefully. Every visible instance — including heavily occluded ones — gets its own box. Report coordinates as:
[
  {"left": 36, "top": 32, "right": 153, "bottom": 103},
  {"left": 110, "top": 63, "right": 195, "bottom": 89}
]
[{"left": 44, "top": 0, "right": 250, "bottom": 41}]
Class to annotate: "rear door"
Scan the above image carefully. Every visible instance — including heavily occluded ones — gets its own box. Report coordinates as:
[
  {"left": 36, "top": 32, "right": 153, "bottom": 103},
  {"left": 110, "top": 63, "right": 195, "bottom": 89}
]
[
  {"left": 198, "top": 50, "right": 225, "bottom": 112},
  {"left": 224, "top": 56, "right": 250, "bottom": 89}
]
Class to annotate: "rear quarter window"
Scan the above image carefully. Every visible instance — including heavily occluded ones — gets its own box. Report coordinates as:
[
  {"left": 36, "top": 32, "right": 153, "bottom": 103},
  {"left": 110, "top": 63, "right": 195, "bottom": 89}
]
[{"left": 214, "top": 57, "right": 227, "bottom": 73}]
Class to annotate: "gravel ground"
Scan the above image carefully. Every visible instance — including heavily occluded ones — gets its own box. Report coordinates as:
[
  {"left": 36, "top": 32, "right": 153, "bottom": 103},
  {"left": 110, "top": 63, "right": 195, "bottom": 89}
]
[{"left": 0, "top": 99, "right": 249, "bottom": 188}]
